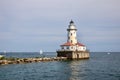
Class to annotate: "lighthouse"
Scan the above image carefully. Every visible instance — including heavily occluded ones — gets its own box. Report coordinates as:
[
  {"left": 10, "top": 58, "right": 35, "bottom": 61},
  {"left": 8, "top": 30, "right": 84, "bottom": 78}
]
[
  {"left": 67, "top": 20, "right": 77, "bottom": 44},
  {"left": 57, "top": 20, "right": 89, "bottom": 59}
]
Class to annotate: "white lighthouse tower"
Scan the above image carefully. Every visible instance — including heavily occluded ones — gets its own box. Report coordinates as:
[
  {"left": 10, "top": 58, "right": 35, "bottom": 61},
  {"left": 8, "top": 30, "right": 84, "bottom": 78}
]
[
  {"left": 57, "top": 20, "right": 89, "bottom": 59},
  {"left": 67, "top": 20, "right": 77, "bottom": 44}
]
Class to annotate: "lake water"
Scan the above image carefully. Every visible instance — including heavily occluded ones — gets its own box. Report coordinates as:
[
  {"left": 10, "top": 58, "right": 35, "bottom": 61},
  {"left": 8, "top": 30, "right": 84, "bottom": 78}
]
[{"left": 0, "top": 52, "right": 120, "bottom": 80}]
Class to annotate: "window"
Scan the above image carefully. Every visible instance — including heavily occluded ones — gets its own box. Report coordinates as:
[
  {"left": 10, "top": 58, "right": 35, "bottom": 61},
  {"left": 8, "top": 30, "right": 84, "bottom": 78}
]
[
  {"left": 83, "top": 47, "right": 86, "bottom": 50},
  {"left": 71, "top": 40, "right": 73, "bottom": 43},
  {"left": 71, "top": 46, "right": 73, "bottom": 49},
  {"left": 71, "top": 33, "right": 72, "bottom": 36},
  {"left": 67, "top": 46, "right": 69, "bottom": 49},
  {"left": 68, "top": 37, "right": 70, "bottom": 39},
  {"left": 62, "top": 47, "right": 64, "bottom": 49}
]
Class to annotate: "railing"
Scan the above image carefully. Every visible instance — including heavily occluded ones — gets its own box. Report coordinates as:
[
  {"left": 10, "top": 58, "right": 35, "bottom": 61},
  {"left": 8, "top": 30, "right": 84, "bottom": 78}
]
[
  {"left": 56, "top": 49, "right": 89, "bottom": 52},
  {"left": 56, "top": 49, "right": 74, "bottom": 51}
]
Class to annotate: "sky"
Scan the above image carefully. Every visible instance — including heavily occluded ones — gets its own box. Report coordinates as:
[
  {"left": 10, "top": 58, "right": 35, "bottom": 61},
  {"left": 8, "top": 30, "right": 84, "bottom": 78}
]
[{"left": 0, "top": 0, "right": 120, "bottom": 52}]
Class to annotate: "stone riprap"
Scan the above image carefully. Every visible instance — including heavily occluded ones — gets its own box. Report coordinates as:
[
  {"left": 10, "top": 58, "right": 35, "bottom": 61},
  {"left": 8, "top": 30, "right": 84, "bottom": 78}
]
[{"left": 0, "top": 57, "right": 67, "bottom": 65}]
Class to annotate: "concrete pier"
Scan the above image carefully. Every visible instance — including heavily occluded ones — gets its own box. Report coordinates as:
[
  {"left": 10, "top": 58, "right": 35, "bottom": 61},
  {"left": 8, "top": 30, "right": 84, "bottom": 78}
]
[{"left": 57, "top": 50, "right": 89, "bottom": 59}]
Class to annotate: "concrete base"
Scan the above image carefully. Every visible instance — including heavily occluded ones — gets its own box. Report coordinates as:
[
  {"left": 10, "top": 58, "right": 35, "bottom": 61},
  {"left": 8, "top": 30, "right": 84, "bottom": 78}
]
[{"left": 57, "top": 50, "right": 90, "bottom": 59}]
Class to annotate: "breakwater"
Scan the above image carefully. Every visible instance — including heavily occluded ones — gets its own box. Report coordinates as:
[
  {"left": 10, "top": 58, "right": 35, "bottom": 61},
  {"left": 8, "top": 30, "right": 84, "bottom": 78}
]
[{"left": 0, "top": 57, "right": 67, "bottom": 65}]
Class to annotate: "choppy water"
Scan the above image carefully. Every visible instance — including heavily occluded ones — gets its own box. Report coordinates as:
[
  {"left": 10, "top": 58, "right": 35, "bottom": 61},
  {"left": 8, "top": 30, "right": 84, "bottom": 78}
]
[{"left": 0, "top": 52, "right": 120, "bottom": 80}]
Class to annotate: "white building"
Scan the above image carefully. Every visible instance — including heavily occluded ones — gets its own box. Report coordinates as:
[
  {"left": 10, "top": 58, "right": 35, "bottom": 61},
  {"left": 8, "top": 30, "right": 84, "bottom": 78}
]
[{"left": 60, "top": 20, "right": 86, "bottom": 51}]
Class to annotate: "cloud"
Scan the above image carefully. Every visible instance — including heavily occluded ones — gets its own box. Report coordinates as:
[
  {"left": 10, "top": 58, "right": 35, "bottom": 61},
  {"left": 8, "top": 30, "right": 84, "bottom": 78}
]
[{"left": 0, "top": 0, "right": 120, "bottom": 51}]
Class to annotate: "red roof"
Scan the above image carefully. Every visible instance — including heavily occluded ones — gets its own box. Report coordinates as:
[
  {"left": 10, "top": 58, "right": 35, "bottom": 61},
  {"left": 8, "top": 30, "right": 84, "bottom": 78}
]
[
  {"left": 61, "top": 42, "right": 85, "bottom": 46},
  {"left": 61, "top": 42, "right": 73, "bottom": 46},
  {"left": 76, "top": 42, "right": 85, "bottom": 46}
]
